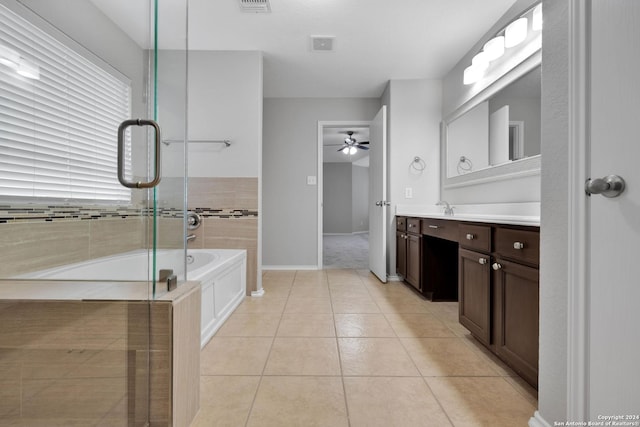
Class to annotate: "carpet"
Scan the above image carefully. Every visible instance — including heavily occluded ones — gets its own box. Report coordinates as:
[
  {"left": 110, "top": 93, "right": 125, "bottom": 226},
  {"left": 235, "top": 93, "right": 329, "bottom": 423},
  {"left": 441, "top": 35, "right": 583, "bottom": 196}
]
[{"left": 323, "top": 233, "right": 369, "bottom": 269}]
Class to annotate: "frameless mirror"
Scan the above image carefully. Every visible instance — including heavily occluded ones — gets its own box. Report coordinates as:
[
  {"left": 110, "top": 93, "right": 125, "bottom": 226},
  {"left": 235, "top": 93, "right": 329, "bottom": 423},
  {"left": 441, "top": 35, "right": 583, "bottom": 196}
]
[{"left": 446, "top": 66, "right": 540, "bottom": 179}]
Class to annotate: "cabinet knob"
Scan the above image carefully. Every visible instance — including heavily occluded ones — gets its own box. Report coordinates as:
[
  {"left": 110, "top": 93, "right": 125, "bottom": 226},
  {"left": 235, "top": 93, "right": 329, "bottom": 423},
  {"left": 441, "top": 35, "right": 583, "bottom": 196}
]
[
  {"left": 513, "top": 242, "right": 525, "bottom": 250},
  {"left": 428, "top": 225, "right": 439, "bottom": 229},
  {"left": 478, "top": 258, "right": 488, "bottom": 265},
  {"left": 492, "top": 263, "right": 502, "bottom": 270},
  {"left": 408, "top": 223, "right": 413, "bottom": 228},
  {"left": 466, "top": 233, "right": 475, "bottom": 240}
]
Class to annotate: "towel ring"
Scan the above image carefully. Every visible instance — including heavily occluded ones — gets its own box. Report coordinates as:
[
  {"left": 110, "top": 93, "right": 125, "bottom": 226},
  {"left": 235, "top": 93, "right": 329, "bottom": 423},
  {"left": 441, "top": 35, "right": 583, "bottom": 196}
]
[{"left": 410, "top": 156, "right": 426, "bottom": 172}]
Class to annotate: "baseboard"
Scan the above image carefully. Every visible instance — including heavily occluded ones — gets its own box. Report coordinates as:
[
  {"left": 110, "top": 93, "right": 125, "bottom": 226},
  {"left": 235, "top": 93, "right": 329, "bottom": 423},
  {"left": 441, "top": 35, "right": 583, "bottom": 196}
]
[
  {"left": 323, "top": 231, "right": 369, "bottom": 236},
  {"left": 529, "top": 411, "right": 551, "bottom": 427},
  {"left": 387, "top": 274, "right": 403, "bottom": 282},
  {"left": 251, "top": 288, "right": 265, "bottom": 297},
  {"left": 262, "top": 265, "right": 319, "bottom": 271}
]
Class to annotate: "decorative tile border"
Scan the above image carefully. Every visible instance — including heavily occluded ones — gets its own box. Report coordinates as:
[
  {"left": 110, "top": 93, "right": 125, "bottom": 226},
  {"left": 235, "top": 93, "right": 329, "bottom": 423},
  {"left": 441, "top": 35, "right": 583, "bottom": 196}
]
[{"left": 0, "top": 205, "right": 258, "bottom": 224}]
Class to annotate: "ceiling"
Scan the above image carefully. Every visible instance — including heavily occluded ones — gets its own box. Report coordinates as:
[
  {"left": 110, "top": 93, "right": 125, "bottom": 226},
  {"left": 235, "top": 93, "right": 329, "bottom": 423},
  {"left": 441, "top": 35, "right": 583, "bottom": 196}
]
[
  {"left": 90, "top": 0, "right": 518, "bottom": 98},
  {"left": 323, "top": 127, "right": 370, "bottom": 164}
]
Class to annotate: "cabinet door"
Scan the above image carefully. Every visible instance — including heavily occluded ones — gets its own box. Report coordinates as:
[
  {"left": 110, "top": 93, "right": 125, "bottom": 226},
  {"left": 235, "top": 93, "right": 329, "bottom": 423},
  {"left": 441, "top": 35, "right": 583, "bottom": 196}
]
[
  {"left": 458, "top": 248, "right": 492, "bottom": 346},
  {"left": 405, "top": 233, "right": 421, "bottom": 291},
  {"left": 493, "top": 259, "right": 539, "bottom": 388},
  {"left": 396, "top": 232, "right": 407, "bottom": 278}
]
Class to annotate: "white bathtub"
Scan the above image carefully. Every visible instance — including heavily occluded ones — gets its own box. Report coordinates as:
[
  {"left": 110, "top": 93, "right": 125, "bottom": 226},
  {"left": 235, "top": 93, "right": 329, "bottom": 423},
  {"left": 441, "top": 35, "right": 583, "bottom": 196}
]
[{"left": 16, "top": 249, "right": 247, "bottom": 348}]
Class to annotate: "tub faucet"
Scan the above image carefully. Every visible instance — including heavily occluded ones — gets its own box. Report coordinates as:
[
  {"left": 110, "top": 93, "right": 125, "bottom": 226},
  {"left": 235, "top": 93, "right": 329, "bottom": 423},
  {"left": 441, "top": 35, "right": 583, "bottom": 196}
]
[
  {"left": 187, "top": 234, "right": 197, "bottom": 243},
  {"left": 436, "top": 200, "right": 454, "bottom": 216}
]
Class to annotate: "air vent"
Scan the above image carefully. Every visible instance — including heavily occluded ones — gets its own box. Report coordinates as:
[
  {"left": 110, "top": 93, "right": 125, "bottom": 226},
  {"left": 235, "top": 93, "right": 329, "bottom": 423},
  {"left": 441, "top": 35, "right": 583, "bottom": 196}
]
[
  {"left": 311, "top": 36, "right": 335, "bottom": 52},
  {"left": 239, "top": 0, "right": 271, "bottom": 13}
]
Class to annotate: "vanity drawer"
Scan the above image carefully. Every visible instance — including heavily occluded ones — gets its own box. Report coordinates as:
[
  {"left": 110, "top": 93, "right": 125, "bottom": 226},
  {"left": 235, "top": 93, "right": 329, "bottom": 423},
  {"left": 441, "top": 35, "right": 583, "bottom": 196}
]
[
  {"left": 421, "top": 218, "right": 458, "bottom": 241},
  {"left": 494, "top": 227, "right": 540, "bottom": 265},
  {"left": 407, "top": 218, "right": 421, "bottom": 234},
  {"left": 396, "top": 216, "right": 406, "bottom": 232},
  {"left": 459, "top": 224, "right": 491, "bottom": 252}
]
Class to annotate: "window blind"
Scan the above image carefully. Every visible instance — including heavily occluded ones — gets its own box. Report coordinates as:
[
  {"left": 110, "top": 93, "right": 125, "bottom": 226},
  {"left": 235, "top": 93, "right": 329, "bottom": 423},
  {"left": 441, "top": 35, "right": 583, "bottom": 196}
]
[{"left": 0, "top": 4, "right": 132, "bottom": 203}]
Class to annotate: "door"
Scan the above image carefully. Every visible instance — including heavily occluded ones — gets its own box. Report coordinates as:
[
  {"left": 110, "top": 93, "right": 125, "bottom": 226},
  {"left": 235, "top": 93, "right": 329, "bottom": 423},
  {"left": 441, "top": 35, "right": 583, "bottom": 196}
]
[
  {"left": 368, "top": 105, "right": 387, "bottom": 282},
  {"left": 583, "top": 0, "right": 640, "bottom": 416}
]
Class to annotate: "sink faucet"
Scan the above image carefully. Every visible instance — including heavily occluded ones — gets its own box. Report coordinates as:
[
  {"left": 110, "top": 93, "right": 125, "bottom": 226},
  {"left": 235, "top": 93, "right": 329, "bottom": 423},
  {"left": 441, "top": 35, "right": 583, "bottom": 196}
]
[
  {"left": 436, "top": 200, "right": 454, "bottom": 216},
  {"left": 186, "top": 234, "right": 197, "bottom": 243}
]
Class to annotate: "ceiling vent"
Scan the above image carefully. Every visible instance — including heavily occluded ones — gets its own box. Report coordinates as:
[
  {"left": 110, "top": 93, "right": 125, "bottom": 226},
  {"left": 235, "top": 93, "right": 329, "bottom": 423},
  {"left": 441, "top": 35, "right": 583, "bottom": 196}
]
[
  {"left": 311, "top": 36, "right": 335, "bottom": 52},
  {"left": 239, "top": 0, "right": 271, "bottom": 13}
]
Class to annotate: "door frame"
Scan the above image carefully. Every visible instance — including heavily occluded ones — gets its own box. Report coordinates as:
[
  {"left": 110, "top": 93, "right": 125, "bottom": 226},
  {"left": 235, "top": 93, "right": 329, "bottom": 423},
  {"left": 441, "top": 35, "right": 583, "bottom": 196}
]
[{"left": 317, "top": 120, "right": 371, "bottom": 269}]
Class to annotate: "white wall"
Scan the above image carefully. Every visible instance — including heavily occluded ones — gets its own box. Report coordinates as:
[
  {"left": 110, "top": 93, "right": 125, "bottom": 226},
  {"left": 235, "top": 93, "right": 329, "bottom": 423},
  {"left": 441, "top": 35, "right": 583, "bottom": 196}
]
[
  {"left": 538, "top": 0, "right": 569, "bottom": 423},
  {"left": 262, "top": 98, "right": 380, "bottom": 268},
  {"left": 440, "top": 0, "right": 541, "bottom": 206},
  {"left": 385, "top": 79, "right": 443, "bottom": 277},
  {"left": 352, "top": 165, "right": 369, "bottom": 233}
]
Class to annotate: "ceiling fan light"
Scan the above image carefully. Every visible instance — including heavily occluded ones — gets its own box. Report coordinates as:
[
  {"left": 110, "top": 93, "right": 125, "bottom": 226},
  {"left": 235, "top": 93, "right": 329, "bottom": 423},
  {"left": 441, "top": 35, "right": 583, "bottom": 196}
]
[
  {"left": 342, "top": 147, "right": 350, "bottom": 155},
  {"left": 348, "top": 146, "right": 357, "bottom": 155},
  {"left": 505, "top": 17, "right": 528, "bottom": 48},
  {"left": 483, "top": 36, "right": 505, "bottom": 61}
]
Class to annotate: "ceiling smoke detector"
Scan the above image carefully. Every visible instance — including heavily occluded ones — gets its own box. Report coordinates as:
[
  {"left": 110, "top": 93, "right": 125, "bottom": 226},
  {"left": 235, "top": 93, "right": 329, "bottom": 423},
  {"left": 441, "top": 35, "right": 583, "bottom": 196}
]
[
  {"left": 239, "top": 0, "right": 271, "bottom": 13},
  {"left": 311, "top": 36, "right": 335, "bottom": 52}
]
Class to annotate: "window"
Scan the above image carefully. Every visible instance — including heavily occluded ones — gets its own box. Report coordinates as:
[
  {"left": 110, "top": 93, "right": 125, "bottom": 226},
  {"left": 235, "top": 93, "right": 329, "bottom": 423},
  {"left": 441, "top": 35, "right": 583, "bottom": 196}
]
[{"left": 0, "top": 4, "right": 132, "bottom": 203}]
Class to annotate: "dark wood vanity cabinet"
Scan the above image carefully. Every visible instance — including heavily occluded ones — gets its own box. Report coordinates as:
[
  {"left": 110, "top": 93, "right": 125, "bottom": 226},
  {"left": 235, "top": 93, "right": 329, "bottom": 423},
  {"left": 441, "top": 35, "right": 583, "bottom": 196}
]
[{"left": 395, "top": 215, "right": 540, "bottom": 388}]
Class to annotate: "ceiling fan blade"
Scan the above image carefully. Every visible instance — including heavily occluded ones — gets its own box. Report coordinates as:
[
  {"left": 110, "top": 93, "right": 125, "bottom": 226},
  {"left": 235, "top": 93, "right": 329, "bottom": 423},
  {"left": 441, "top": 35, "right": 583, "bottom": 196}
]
[
  {"left": 325, "top": 144, "right": 347, "bottom": 147},
  {"left": 355, "top": 145, "right": 369, "bottom": 150},
  {"left": 337, "top": 146, "right": 347, "bottom": 152},
  {"left": 358, "top": 141, "right": 369, "bottom": 144}
]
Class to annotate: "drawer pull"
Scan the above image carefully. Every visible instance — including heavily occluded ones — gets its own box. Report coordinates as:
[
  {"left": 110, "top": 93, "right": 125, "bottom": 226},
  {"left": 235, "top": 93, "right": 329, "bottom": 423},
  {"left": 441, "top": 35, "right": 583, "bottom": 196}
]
[
  {"left": 492, "top": 263, "right": 502, "bottom": 271},
  {"left": 428, "top": 225, "right": 439, "bottom": 229},
  {"left": 478, "top": 258, "right": 488, "bottom": 265},
  {"left": 408, "top": 223, "right": 414, "bottom": 228},
  {"left": 466, "top": 233, "right": 475, "bottom": 240},
  {"left": 513, "top": 242, "right": 525, "bottom": 250}
]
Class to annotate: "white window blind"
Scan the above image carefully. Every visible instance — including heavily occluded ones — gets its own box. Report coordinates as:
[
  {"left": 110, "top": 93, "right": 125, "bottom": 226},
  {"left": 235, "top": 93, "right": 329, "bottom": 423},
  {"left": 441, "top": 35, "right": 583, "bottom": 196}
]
[{"left": 0, "top": 4, "right": 132, "bottom": 203}]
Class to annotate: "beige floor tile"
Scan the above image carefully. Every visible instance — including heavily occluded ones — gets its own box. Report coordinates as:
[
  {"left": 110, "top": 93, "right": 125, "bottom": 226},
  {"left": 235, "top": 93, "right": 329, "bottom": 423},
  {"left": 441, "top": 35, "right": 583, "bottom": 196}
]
[
  {"left": 329, "top": 284, "right": 371, "bottom": 298},
  {"left": 277, "top": 313, "right": 335, "bottom": 337},
  {"left": 375, "top": 297, "right": 431, "bottom": 314},
  {"left": 261, "top": 282, "right": 291, "bottom": 298},
  {"left": 292, "top": 272, "right": 328, "bottom": 287},
  {"left": 247, "top": 376, "right": 348, "bottom": 427},
  {"left": 200, "top": 337, "right": 273, "bottom": 375},
  {"left": 385, "top": 313, "right": 456, "bottom": 338},
  {"left": 263, "top": 337, "right": 341, "bottom": 375},
  {"left": 334, "top": 314, "right": 396, "bottom": 337},
  {"left": 284, "top": 297, "right": 332, "bottom": 314},
  {"left": 401, "top": 338, "right": 501, "bottom": 377},
  {"left": 459, "top": 333, "right": 519, "bottom": 377},
  {"left": 426, "top": 377, "right": 536, "bottom": 426},
  {"left": 289, "top": 283, "right": 330, "bottom": 298},
  {"left": 331, "top": 296, "right": 381, "bottom": 314},
  {"left": 338, "top": 338, "right": 419, "bottom": 376},
  {"left": 504, "top": 375, "right": 539, "bottom": 406},
  {"left": 190, "top": 376, "right": 260, "bottom": 427},
  {"left": 344, "top": 377, "right": 452, "bottom": 427},
  {"left": 215, "top": 313, "right": 282, "bottom": 337},
  {"left": 234, "top": 296, "right": 287, "bottom": 314}
]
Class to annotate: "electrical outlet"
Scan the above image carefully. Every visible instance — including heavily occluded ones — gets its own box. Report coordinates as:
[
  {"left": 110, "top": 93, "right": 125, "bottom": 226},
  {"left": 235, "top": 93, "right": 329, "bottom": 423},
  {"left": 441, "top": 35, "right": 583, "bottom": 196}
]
[
  {"left": 405, "top": 187, "right": 413, "bottom": 199},
  {"left": 307, "top": 175, "right": 317, "bottom": 185}
]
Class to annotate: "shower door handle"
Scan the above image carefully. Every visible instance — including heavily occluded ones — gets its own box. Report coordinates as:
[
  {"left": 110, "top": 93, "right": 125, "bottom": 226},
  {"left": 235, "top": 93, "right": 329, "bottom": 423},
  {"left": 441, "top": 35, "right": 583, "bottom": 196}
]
[{"left": 117, "top": 119, "right": 162, "bottom": 189}]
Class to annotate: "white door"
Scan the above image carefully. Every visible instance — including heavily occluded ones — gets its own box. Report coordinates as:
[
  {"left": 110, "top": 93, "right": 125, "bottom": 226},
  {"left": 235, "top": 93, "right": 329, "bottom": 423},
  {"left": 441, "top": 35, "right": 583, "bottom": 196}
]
[
  {"left": 368, "top": 106, "right": 387, "bottom": 282},
  {"left": 585, "top": 0, "right": 640, "bottom": 416}
]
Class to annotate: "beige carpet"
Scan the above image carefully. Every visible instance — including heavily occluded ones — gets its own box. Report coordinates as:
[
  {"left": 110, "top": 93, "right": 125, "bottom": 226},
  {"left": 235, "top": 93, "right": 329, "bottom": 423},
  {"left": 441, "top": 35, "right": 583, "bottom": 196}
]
[{"left": 323, "top": 233, "right": 369, "bottom": 269}]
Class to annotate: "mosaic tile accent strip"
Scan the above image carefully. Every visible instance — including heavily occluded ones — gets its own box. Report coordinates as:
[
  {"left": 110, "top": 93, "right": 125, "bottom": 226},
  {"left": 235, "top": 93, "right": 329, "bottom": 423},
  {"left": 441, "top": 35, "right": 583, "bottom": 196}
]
[{"left": 0, "top": 206, "right": 258, "bottom": 224}]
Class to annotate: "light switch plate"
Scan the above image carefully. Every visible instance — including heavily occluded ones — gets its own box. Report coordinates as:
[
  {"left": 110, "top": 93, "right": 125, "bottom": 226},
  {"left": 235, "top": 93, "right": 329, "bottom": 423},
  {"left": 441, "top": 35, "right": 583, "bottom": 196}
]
[
  {"left": 405, "top": 187, "right": 413, "bottom": 199},
  {"left": 307, "top": 175, "right": 317, "bottom": 185}
]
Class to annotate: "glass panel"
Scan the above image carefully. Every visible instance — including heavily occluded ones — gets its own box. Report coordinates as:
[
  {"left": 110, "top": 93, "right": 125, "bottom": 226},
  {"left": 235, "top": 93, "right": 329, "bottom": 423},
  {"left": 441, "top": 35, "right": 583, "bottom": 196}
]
[{"left": 0, "top": 0, "right": 187, "bottom": 424}]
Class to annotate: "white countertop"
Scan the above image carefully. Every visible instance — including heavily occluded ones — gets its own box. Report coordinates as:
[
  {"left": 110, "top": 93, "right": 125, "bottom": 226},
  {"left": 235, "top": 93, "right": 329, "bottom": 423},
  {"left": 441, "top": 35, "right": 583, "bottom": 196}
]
[{"left": 396, "top": 203, "right": 540, "bottom": 227}]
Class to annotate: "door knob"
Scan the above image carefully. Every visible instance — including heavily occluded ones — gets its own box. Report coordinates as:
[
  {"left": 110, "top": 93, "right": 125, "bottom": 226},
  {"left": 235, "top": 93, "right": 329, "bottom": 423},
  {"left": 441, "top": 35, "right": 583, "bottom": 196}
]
[
  {"left": 375, "top": 201, "right": 382, "bottom": 206},
  {"left": 585, "top": 175, "right": 625, "bottom": 198}
]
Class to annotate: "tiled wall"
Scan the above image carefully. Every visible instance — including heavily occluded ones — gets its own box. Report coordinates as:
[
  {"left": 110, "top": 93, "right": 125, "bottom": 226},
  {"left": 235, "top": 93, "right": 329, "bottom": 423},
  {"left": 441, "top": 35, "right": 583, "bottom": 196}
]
[{"left": 187, "top": 177, "right": 259, "bottom": 294}]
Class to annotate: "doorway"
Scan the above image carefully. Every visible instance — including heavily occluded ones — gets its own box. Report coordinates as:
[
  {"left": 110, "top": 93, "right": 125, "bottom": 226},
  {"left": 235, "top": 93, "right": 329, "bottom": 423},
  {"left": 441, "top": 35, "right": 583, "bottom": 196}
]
[{"left": 317, "top": 121, "right": 370, "bottom": 269}]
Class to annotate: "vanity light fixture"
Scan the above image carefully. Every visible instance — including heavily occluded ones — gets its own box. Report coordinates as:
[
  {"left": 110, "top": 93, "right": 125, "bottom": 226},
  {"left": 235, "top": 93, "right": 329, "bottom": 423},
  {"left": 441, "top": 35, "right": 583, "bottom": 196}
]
[
  {"left": 504, "top": 17, "right": 528, "bottom": 48},
  {"left": 463, "top": 3, "right": 542, "bottom": 85},
  {"left": 532, "top": 4, "right": 542, "bottom": 31}
]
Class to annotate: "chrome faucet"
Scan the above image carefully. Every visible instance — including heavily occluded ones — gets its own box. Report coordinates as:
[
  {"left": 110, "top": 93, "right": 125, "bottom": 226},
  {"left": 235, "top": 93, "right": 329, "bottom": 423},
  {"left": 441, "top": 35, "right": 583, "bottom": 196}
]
[
  {"left": 436, "top": 200, "right": 454, "bottom": 216},
  {"left": 186, "top": 233, "right": 197, "bottom": 243}
]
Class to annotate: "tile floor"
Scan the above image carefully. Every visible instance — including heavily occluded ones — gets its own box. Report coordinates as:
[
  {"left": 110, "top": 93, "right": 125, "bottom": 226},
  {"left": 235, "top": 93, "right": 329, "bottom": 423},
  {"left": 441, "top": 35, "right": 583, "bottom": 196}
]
[{"left": 192, "top": 269, "right": 538, "bottom": 427}]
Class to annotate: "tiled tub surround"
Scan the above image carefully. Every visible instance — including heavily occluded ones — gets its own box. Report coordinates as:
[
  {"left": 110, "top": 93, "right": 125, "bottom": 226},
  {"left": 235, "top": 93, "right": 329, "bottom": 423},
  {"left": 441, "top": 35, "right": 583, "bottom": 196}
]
[
  {"left": 0, "top": 281, "right": 200, "bottom": 426},
  {"left": 187, "top": 178, "right": 259, "bottom": 295}
]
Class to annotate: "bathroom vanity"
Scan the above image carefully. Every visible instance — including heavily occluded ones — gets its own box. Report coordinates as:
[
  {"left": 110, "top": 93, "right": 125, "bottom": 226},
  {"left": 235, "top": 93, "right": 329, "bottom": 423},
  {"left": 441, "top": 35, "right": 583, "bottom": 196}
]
[{"left": 396, "top": 214, "right": 539, "bottom": 388}]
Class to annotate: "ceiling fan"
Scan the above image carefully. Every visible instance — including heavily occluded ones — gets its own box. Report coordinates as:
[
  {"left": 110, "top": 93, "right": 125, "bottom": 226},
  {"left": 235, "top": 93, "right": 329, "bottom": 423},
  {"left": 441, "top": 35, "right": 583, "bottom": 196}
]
[{"left": 328, "top": 130, "right": 369, "bottom": 155}]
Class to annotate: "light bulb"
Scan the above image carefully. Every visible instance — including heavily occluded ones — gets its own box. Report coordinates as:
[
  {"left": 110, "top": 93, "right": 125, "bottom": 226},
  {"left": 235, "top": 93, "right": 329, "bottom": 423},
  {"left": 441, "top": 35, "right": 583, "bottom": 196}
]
[
  {"left": 505, "top": 17, "right": 528, "bottom": 48},
  {"left": 463, "top": 65, "right": 481, "bottom": 85},
  {"left": 348, "top": 146, "right": 357, "bottom": 155},
  {"left": 483, "top": 36, "right": 505, "bottom": 61},
  {"left": 533, "top": 4, "right": 542, "bottom": 31},
  {"left": 342, "top": 147, "right": 349, "bottom": 155},
  {"left": 472, "top": 51, "right": 489, "bottom": 71}
]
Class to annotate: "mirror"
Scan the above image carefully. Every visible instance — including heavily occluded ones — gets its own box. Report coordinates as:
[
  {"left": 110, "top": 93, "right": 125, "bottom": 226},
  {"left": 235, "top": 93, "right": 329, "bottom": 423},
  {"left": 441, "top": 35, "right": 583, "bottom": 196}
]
[{"left": 446, "top": 66, "right": 540, "bottom": 178}]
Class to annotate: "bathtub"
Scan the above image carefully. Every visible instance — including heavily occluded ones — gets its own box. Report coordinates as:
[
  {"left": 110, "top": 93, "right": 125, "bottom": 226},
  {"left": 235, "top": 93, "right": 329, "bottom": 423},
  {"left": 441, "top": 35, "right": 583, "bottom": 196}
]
[{"left": 16, "top": 248, "right": 247, "bottom": 348}]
